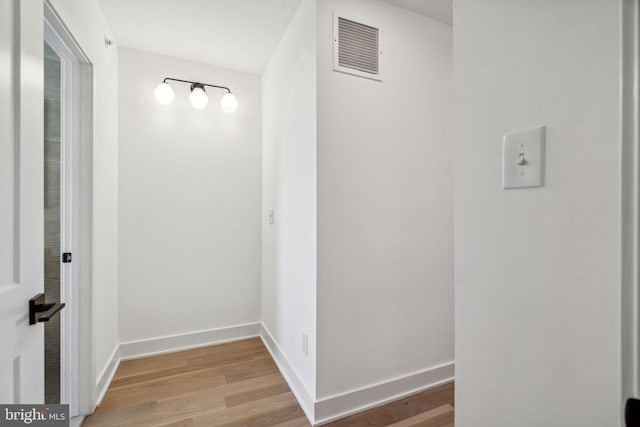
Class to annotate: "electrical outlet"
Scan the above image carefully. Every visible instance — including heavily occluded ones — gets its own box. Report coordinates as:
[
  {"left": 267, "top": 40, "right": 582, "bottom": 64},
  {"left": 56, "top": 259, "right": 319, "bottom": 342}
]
[
  {"left": 268, "top": 209, "right": 275, "bottom": 225},
  {"left": 301, "top": 333, "right": 308, "bottom": 356}
]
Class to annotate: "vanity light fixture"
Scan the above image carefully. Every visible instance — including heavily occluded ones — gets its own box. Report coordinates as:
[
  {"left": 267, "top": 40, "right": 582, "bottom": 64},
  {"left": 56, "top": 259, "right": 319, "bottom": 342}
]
[{"left": 154, "top": 77, "right": 239, "bottom": 113}]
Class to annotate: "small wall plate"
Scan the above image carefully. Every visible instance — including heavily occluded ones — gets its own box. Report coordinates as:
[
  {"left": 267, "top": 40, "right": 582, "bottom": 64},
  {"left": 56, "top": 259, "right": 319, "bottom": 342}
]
[{"left": 503, "top": 126, "right": 545, "bottom": 189}]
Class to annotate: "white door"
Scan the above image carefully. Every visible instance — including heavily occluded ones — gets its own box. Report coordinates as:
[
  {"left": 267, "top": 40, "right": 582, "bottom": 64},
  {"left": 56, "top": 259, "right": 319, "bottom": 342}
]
[{"left": 0, "top": 0, "right": 46, "bottom": 404}]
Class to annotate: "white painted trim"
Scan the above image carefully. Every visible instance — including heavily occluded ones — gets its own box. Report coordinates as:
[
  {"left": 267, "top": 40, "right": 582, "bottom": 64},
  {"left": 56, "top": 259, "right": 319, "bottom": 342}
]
[
  {"left": 95, "top": 345, "right": 120, "bottom": 406},
  {"left": 119, "top": 322, "right": 261, "bottom": 361},
  {"left": 44, "top": 16, "right": 77, "bottom": 417},
  {"left": 259, "top": 324, "right": 315, "bottom": 424},
  {"left": 622, "top": 0, "right": 640, "bottom": 404},
  {"left": 43, "top": 1, "right": 95, "bottom": 417},
  {"left": 313, "top": 362, "right": 454, "bottom": 425}
]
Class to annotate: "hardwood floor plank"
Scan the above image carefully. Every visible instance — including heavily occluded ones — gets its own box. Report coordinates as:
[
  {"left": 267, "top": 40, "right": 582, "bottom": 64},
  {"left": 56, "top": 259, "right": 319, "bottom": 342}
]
[
  {"left": 83, "top": 401, "right": 157, "bottom": 427},
  {"left": 385, "top": 404, "right": 453, "bottom": 427},
  {"left": 217, "top": 402, "right": 305, "bottom": 427},
  {"left": 187, "top": 347, "right": 269, "bottom": 369},
  {"left": 224, "top": 381, "right": 292, "bottom": 408},
  {"left": 84, "top": 389, "right": 226, "bottom": 427},
  {"left": 223, "top": 357, "right": 280, "bottom": 383},
  {"left": 114, "top": 338, "right": 269, "bottom": 384},
  {"left": 114, "top": 357, "right": 188, "bottom": 381},
  {"left": 410, "top": 411, "right": 455, "bottom": 427},
  {"left": 271, "top": 417, "right": 311, "bottom": 427},
  {"left": 99, "top": 367, "right": 228, "bottom": 411},
  {"left": 111, "top": 364, "right": 205, "bottom": 389},
  {"left": 191, "top": 392, "right": 298, "bottom": 426},
  {"left": 111, "top": 347, "right": 270, "bottom": 389},
  {"left": 157, "top": 419, "right": 195, "bottom": 427}
]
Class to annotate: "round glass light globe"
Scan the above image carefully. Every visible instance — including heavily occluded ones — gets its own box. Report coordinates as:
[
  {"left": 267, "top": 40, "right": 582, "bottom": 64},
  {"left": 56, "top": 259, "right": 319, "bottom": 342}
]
[
  {"left": 154, "top": 82, "right": 175, "bottom": 105},
  {"left": 189, "top": 87, "right": 209, "bottom": 109},
  {"left": 220, "top": 92, "right": 239, "bottom": 113}
]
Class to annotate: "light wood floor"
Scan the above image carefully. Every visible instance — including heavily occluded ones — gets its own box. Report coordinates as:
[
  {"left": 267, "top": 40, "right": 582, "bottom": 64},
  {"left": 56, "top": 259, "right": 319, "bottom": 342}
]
[{"left": 83, "top": 338, "right": 454, "bottom": 426}]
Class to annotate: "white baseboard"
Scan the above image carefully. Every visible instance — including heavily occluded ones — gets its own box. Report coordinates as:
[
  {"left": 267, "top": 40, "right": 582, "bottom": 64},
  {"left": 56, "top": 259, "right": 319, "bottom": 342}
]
[
  {"left": 313, "top": 362, "right": 455, "bottom": 425},
  {"left": 259, "top": 324, "right": 316, "bottom": 424},
  {"left": 119, "top": 322, "right": 261, "bottom": 360},
  {"left": 95, "top": 345, "right": 120, "bottom": 406}
]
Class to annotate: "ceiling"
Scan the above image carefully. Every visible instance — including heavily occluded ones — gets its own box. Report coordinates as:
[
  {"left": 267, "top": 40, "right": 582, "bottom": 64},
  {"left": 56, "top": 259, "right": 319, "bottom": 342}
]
[
  {"left": 98, "top": 0, "right": 303, "bottom": 74},
  {"left": 384, "top": 0, "right": 452, "bottom": 25},
  {"left": 98, "top": 0, "right": 452, "bottom": 74}
]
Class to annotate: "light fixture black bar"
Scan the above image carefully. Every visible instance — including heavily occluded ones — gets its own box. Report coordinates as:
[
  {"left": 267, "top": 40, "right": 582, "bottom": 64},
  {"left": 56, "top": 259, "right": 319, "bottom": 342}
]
[{"left": 162, "top": 77, "right": 232, "bottom": 93}]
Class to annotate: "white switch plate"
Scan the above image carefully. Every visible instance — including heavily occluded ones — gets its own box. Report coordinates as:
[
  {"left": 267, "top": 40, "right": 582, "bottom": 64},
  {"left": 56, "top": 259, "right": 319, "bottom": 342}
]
[{"left": 503, "top": 126, "right": 545, "bottom": 189}]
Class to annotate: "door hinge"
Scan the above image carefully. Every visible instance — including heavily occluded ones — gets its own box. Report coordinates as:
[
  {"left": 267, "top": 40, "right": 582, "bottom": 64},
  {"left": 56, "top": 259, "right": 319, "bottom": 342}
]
[{"left": 62, "top": 252, "right": 72, "bottom": 263}]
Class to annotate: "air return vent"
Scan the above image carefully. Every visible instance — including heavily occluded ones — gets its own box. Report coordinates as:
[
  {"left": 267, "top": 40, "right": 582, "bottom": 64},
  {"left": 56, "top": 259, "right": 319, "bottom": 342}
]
[{"left": 333, "top": 14, "right": 383, "bottom": 81}]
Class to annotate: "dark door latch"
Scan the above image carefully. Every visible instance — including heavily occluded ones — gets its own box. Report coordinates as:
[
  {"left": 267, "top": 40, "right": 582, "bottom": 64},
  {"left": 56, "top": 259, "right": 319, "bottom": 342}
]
[
  {"left": 62, "top": 252, "right": 72, "bottom": 263},
  {"left": 29, "top": 293, "right": 65, "bottom": 325},
  {"left": 627, "top": 398, "right": 640, "bottom": 427}
]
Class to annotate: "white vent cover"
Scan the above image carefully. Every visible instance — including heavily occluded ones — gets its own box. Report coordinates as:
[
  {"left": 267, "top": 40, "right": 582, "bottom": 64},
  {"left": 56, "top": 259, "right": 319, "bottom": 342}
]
[{"left": 333, "top": 13, "right": 383, "bottom": 81}]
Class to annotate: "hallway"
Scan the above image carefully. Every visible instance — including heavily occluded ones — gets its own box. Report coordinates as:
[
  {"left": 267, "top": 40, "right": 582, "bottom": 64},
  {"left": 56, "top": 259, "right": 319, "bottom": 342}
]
[{"left": 0, "top": 0, "right": 632, "bottom": 426}]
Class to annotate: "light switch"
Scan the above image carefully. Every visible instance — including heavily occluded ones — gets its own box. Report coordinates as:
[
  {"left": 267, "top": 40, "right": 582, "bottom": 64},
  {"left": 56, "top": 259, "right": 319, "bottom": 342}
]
[{"left": 503, "top": 126, "right": 545, "bottom": 189}]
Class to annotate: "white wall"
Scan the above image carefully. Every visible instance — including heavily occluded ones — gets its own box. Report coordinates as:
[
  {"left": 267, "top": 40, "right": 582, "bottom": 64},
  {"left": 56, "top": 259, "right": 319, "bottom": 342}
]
[
  {"left": 262, "top": 0, "right": 317, "bottom": 402},
  {"left": 118, "top": 49, "right": 262, "bottom": 342},
  {"left": 316, "top": 0, "right": 454, "bottom": 399},
  {"left": 453, "top": 1, "right": 622, "bottom": 426},
  {"left": 48, "top": 0, "right": 119, "bottom": 392}
]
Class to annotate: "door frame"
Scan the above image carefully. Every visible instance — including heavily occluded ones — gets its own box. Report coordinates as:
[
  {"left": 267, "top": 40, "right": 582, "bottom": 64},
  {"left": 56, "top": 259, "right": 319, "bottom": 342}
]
[
  {"left": 622, "top": 0, "right": 640, "bottom": 407},
  {"left": 43, "top": 1, "right": 95, "bottom": 417}
]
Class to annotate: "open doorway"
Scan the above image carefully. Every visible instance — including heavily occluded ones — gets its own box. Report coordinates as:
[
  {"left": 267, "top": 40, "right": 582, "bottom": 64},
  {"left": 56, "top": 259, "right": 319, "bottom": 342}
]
[
  {"left": 43, "top": 35, "right": 63, "bottom": 406},
  {"left": 43, "top": 1, "right": 95, "bottom": 419}
]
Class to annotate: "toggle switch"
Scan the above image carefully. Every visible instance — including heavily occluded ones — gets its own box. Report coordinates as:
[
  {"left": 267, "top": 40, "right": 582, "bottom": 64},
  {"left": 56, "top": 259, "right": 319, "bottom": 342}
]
[{"left": 503, "top": 126, "right": 545, "bottom": 189}]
